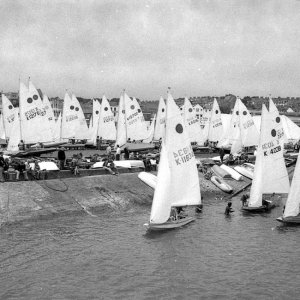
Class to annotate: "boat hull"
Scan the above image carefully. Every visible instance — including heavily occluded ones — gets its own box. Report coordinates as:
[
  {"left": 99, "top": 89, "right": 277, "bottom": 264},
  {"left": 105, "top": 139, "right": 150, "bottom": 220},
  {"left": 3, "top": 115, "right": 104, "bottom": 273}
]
[
  {"left": 242, "top": 203, "right": 275, "bottom": 212},
  {"left": 210, "top": 175, "right": 233, "bottom": 193},
  {"left": 144, "top": 217, "right": 196, "bottom": 231},
  {"left": 234, "top": 166, "right": 253, "bottom": 179},
  {"left": 276, "top": 215, "right": 300, "bottom": 224}
]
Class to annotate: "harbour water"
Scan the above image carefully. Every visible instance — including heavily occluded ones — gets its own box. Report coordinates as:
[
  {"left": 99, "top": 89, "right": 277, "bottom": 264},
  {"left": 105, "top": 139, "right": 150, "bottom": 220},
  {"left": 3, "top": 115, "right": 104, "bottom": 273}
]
[{"left": 0, "top": 194, "right": 299, "bottom": 299}]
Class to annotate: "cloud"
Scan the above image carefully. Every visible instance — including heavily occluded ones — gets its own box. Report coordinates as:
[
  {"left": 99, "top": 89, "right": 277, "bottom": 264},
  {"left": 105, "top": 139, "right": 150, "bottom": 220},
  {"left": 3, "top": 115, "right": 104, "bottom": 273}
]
[{"left": 0, "top": 0, "right": 300, "bottom": 99}]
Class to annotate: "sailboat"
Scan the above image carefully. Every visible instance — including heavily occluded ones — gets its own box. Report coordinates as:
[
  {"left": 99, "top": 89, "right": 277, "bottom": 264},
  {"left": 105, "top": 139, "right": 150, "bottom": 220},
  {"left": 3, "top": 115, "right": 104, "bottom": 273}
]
[
  {"left": 276, "top": 154, "right": 300, "bottom": 224},
  {"left": 144, "top": 92, "right": 201, "bottom": 230},
  {"left": 242, "top": 104, "right": 289, "bottom": 212}
]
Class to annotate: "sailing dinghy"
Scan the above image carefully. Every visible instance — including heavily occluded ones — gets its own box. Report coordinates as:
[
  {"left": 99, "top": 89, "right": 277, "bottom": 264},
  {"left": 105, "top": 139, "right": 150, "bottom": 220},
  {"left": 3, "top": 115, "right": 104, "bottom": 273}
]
[
  {"left": 144, "top": 92, "right": 201, "bottom": 231},
  {"left": 242, "top": 105, "right": 289, "bottom": 212}
]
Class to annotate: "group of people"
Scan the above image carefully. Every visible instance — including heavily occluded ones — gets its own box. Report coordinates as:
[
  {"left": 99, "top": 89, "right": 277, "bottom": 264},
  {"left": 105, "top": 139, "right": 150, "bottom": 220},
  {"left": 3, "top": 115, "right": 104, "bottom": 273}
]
[{"left": 0, "top": 151, "right": 45, "bottom": 182}]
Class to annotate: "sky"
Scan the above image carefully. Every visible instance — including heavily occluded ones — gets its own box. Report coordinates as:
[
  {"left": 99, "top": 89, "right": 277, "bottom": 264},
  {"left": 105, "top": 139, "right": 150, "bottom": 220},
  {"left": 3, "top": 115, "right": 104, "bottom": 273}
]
[{"left": 1, "top": 0, "right": 300, "bottom": 100}]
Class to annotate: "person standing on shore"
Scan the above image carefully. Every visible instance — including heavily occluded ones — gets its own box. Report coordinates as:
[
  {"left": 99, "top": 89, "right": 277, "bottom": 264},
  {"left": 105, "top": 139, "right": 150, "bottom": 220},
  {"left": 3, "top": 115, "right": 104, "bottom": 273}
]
[
  {"left": 106, "top": 144, "right": 112, "bottom": 157},
  {"left": 124, "top": 147, "right": 129, "bottom": 160},
  {"left": 57, "top": 147, "right": 66, "bottom": 170},
  {"left": 116, "top": 145, "right": 121, "bottom": 161},
  {"left": 18, "top": 140, "right": 25, "bottom": 151}
]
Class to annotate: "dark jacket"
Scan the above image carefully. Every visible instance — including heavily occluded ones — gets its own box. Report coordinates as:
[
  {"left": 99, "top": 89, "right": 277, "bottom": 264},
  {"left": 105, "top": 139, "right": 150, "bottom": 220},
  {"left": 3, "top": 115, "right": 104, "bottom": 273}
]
[{"left": 58, "top": 150, "right": 66, "bottom": 160}]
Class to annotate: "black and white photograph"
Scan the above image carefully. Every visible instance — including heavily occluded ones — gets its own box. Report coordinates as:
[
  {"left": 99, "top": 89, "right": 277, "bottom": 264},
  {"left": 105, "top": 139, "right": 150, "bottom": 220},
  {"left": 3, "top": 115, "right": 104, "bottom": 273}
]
[{"left": 0, "top": 0, "right": 300, "bottom": 299}]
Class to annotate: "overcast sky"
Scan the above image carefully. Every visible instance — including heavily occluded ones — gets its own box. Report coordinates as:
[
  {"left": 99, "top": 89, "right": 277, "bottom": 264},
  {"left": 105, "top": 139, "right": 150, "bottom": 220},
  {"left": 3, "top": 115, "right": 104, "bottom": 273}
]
[{"left": 1, "top": 0, "right": 300, "bottom": 100}]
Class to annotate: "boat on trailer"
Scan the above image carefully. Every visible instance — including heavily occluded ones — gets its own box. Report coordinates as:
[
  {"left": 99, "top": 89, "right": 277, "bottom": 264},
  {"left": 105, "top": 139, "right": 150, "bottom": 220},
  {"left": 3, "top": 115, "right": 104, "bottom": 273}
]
[{"left": 145, "top": 92, "right": 201, "bottom": 231}]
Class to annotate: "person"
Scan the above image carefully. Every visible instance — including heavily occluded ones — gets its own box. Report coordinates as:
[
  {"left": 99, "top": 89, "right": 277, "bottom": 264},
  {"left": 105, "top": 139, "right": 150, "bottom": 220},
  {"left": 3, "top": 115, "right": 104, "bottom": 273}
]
[
  {"left": 18, "top": 140, "right": 25, "bottom": 151},
  {"left": 57, "top": 147, "right": 66, "bottom": 170},
  {"left": 226, "top": 154, "right": 234, "bottom": 165},
  {"left": 225, "top": 202, "right": 234, "bottom": 215},
  {"left": 219, "top": 147, "right": 225, "bottom": 164},
  {"left": 176, "top": 207, "right": 187, "bottom": 219},
  {"left": 124, "top": 147, "right": 130, "bottom": 160},
  {"left": 106, "top": 144, "right": 112, "bottom": 157},
  {"left": 13, "top": 159, "right": 29, "bottom": 181},
  {"left": 195, "top": 203, "right": 203, "bottom": 213},
  {"left": 0, "top": 152, "right": 5, "bottom": 182},
  {"left": 116, "top": 145, "right": 121, "bottom": 161},
  {"left": 103, "top": 158, "right": 118, "bottom": 175},
  {"left": 241, "top": 194, "right": 249, "bottom": 207},
  {"left": 33, "top": 160, "right": 41, "bottom": 180},
  {"left": 169, "top": 207, "right": 178, "bottom": 221},
  {"left": 96, "top": 136, "right": 101, "bottom": 150}
]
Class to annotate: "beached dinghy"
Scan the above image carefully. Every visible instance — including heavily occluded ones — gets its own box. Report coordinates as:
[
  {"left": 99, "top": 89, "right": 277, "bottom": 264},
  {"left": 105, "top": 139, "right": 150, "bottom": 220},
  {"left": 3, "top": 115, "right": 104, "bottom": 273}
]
[
  {"left": 138, "top": 172, "right": 157, "bottom": 189},
  {"left": 211, "top": 165, "right": 231, "bottom": 179},
  {"left": 220, "top": 164, "right": 242, "bottom": 181},
  {"left": 144, "top": 92, "right": 201, "bottom": 231},
  {"left": 210, "top": 175, "right": 233, "bottom": 193},
  {"left": 242, "top": 104, "right": 289, "bottom": 213},
  {"left": 234, "top": 163, "right": 254, "bottom": 179}
]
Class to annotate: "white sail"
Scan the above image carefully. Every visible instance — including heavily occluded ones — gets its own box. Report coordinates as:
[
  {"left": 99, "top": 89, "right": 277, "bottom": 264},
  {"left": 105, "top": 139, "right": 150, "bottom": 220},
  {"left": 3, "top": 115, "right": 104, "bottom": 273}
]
[
  {"left": 7, "top": 112, "right": 21, "bottom": 152},
  {"left": 19, "top": 80, "right": 53, "bottom": 143},
  {"left": 238, "top": 100, "right": 259, "bottom": 147},
  {"left": 143, "top": 114, "right": 156, "bottom": 143},
  {"left": 150, "top": 93, "right": 201, "bottom": 224},
  {"left": 200, "top": 109, "right": 210, "bottom": 142},
  {"left": 115, "top": 93, "right": 127, "bottom": 147},
  {"left": 283, "top": 153, "right": 300, "bottom": 218},
  {"left": 97, "top": 95, "right": 116, "bottom": 140},
  {"left": 71, "top": 94, "right": 89, "bottom": 139},
  {"left": 54, "top": 112, "right": 61, "bottom": 141},
  {"left": 153, "top": 96, "right": 166, "bottom": 141},
  {"left": 90, "top": 99, "right": 101, "bottom": 144},
  {"left": 219, "top": 98, "right": 240, "bottom": 147},
  {"left": 230, "top": 128, "right": 243, "bottom": 155},
  {"left": 124, "top": 94, "right": 148, "bottom": 141},
  {"left": 262, "top": 99, "right": 289, "bottom": 193},
  {"left": 61, "top": 92, "right": 76, "bottom": 139},
  {"left": 248, "top": 105, "right": 268, "bottom": 208},
  {"left": 208, "top": 98, "right": 223, "bottom": 142},
  {"left": 43, "top": 94, "right": 56, "bottom": 140},
  {"left": 0, "top": 113, "right": 5, "bottom": 139},
  {"left": 183, "top": 97, "right": 204, "bottom": 145},
  {"left": 1, "top": 94, "right": 17, "bottom": 138}
]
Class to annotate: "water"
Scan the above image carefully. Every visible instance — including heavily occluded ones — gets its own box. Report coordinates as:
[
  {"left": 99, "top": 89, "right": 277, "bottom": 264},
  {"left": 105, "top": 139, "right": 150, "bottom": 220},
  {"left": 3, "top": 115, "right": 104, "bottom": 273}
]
[{"left": 1, "top": 196, "right": 300, "bottom": 299}]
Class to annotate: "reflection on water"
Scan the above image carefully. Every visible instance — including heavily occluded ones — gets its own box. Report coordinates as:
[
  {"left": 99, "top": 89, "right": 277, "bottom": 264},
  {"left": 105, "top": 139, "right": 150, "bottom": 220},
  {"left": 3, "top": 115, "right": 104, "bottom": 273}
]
[{"left": 0, "top": 196, "right": 299, "bottom": 299}]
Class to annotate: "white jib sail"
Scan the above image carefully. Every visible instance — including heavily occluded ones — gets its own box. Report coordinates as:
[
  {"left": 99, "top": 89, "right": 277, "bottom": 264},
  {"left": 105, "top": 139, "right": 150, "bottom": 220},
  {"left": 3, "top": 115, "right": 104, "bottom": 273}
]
[
  {"left": 54, "top": 112, "right": 61, "bottom": 141},
  {"left": 1, "top": 94, "right": 17, "bottom": 139},
  {"left": 153, "top": 96, "right": 166, "bottom": 141},
  {"left": 61, "top": 92, "right": 76, "bottom": 139},
  {"left": 248, "top": 105, "right": 269, "bottom": 207},
  {"left": 115, "top": 92, "right": 127, "bottom": 147},
  {"left": 208, "top": 98, "right": 223, "bottom": 143},
  {"left": 283, "top": 151, "right": 300, "bottom": 218},
  {"left": 7, "top": 112, "right": 21, "bottom": 152},
  {"left": 90, "top": 99, "right": 101, "bottom": 144},
  {"left": 43, "top": 94, "right": 56, "bottom": 140},
  {"left": 219, "top": 98, "right": 240, "bottom": 147},
  {"left": 124, "top": 94, "right": 148, "bottom": 141},
  {"left": 19, "top": 80, "right": 53, "bottom": 143},
  {"left": 97, "top": 95, "right": 116, "bottom": 140},
  {"left": 183, "top": 97, "right": 204, "bottom": 145},
  {"left": 0, "top": 113, "right": 5, "bottom": 139},
  {"left": 238, "top": 100, "right": 259, "bottom": 147},
  {"left": 143, "top": 114, "right": 156, "bottom": 143},
  {"left": 150, "top": 92, "right": 201, "bottom": 224}
]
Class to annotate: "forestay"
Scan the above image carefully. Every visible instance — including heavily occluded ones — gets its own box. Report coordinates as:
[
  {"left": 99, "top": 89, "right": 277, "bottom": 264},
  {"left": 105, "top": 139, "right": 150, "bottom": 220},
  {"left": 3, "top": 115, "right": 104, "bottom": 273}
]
[{"left": 150, "top": 93, "right": 201, "bottom": 224}]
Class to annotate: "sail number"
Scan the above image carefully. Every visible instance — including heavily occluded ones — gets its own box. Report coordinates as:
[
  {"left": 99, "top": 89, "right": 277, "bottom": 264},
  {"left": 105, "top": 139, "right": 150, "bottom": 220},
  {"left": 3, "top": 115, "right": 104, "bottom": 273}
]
[
  {"left": 264, "top": 145, "right": 281, "bottom": 156},
  {"left": 242, "top": 120, "right": 254, "bottom": 129},
  {"left": 173, "top": 145, "right": 194, "bottom": 165}
]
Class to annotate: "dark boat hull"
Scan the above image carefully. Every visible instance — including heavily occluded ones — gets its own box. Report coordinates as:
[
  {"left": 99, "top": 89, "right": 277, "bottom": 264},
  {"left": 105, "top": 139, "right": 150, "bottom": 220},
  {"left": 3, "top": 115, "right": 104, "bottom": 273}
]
[{"left": 276, "top": 215, "right": 300, "bottom": 224}]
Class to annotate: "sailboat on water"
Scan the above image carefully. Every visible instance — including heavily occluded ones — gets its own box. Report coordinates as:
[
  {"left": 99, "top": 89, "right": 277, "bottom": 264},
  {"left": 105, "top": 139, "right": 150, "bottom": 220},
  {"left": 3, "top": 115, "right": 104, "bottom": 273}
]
[
  {"left": 242, "top": 104, "right": 289, "bottom": 212},
  {"left": 276, "top": 155, "right": 300, "bottom": 224},
  {"left": 144, "top": 92, "right": 201, "bottom": 230}
]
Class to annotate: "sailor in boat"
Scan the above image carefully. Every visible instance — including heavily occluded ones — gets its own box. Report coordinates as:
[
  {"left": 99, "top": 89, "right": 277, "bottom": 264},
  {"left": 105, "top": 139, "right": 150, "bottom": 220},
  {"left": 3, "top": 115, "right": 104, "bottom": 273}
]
[
  {"left": 225, "top": 202, "right": 234, "bottom": 215},
  {"left": 176, "top": 207, "right": 188, "bottom": 219},
  {"left": 241, "top": 194, "right": 249, "bottom": 207},
  {"left": 18, "top": 140, "right": 25, "bottom": 151},
  {"left": 169, "top": 207, "right": 179, "bottom": 221}
]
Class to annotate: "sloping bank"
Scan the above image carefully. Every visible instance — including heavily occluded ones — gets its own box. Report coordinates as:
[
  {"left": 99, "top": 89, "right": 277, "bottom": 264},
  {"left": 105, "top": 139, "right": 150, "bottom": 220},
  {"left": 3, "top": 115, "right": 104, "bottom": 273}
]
[{"left": 0, "top": 172, "right": 249, "bottom": 226}]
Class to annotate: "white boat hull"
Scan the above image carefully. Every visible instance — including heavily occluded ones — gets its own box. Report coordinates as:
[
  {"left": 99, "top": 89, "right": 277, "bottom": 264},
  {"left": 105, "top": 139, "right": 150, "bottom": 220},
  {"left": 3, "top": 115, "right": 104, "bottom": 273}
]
[
  {"left": 234, "top": 166, "right": 253, "bottom": 179},
  {"left": 210, "top": 175, "right": 233, "bottom": 193},
  {"left": 144, "top": 217, "right": 196, "bottom": 231},
  {"left": 242, "top": 202, "right": 275, "bottom": 212}
]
